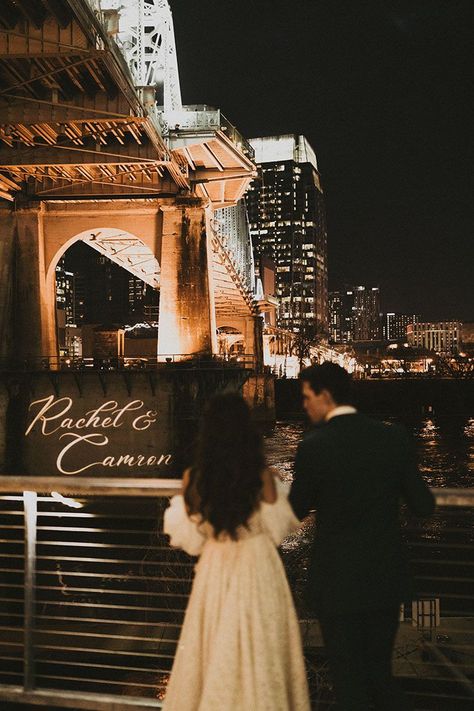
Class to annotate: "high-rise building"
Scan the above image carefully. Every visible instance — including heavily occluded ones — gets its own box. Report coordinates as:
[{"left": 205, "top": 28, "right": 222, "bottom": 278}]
[
  {"left": 329, "top": 286, "right": 382, "bottom": 343},
  {"left": 128, "top": 276, "right": 159, "bottom": 322},
  {"left": 55, "top": 257, "right": 75, "bottom": 325},
  {"left": 352, "top": 286, "right": 382, "bottom": 341},
  {"left": 55, "top": 257, "right": 76, "bottom": 353},
  {"left": 384, "top": 313, "right": 420, "bottom": 343},
  {"left": 246, "top": 134, "right": 328, "bottom": 335},
  {"left": 329, "top": 289, "right": 356, "bottom": 343},
  {"left": 407, "top": 321, "right": 462, "bottom": 353}
]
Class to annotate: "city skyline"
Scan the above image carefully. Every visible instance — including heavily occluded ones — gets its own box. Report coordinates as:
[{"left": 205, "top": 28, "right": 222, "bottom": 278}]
[{"left": 171, "top": 0, "right": 472, "bottom": 321}]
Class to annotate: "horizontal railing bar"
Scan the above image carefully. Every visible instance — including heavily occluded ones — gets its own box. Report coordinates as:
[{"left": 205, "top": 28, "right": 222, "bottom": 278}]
[
  {"left": 34, "top": 571, "right": 191, "bottom": 583},
  {"left": 0, "top": 685, "right": 163, "bottom": 710},
  {"left": 36, "top": 673, "right": 165, "bottom": 688},
  {"left": 33, "top": 628, "right": 179, "bottom": 643},
  {"left": 34, "top": 644, "right": 175, "bottom": 660},
  {"left": 34, "top": 542, "right": 174, "bottom": 550},
  {"left": 35, "top": 556, "right": 192, "bottom": 567},
  {"left": 2, "top": 625, "right": 179, "bottom": 647},
  {"left": 0, "top": 509, "right": 160, "bottom": 520},
  {"left": 35, "top": 527, "right": 163, "bottom": 534},
  {"left": 33, "top": 585, "right": 189, "bottom": 597},
  {"left": 35, "top": 615, "right": 182, "bottom": 628},
  {"left": 0, "top": 478, "right": 182, "bottom": 496},
  {"left": 0, "top": 480, "right": 473, "bottom": 505},
  {"left": 35, "top": 659, "right": 170, "bottom": 675},
  {"left": 25, "top": 600, "right": 183, "bottom": 613}
]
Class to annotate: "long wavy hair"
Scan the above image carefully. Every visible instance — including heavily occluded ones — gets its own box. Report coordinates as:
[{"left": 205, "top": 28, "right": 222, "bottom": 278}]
[{"left": 185, "top": 393, "right": 265, "bottom": 540}]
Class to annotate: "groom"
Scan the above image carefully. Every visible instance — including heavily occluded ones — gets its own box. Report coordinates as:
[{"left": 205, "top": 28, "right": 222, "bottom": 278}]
[{"left": 290, "top": 363, "right": 435, "bottom": 711}]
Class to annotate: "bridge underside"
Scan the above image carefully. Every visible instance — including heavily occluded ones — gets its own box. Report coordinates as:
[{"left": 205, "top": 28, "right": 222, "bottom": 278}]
[{"left": 0, "top": 1, "right": 259, "bottom": 365}]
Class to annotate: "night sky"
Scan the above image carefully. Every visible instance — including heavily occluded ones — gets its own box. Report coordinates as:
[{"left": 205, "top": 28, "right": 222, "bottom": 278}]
[{"left": 171, "top": 0, "right": 472, "bottom": 320}]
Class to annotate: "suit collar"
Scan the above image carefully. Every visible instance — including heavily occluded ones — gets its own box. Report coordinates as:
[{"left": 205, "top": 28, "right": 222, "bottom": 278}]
[{"left": 325, "top": 405, "right": 357, "bottom": 422}]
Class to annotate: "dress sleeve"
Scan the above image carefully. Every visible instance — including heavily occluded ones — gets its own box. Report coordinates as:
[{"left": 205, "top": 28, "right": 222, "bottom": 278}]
[
  {"left": 163, "top": 495, "right": 207, "bottom": 556},
  {"left": 261, "top": 478, "right": 302, "bottom": 545}
]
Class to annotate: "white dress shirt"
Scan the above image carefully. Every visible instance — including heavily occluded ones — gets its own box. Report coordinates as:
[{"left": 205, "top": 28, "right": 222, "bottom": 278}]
[{"left": 325, "top": 405, "right": 357, "bottom": 422}]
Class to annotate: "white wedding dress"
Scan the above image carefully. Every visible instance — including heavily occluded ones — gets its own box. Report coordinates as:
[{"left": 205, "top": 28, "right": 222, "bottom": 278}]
[{"left": 162, "top": 477, "right": 311, "bottom": 711}]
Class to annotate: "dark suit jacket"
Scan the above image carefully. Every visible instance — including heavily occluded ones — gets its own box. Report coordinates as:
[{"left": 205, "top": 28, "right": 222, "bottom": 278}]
[{"left": 289, "top": 413, "right": 436, "bottom": 617}]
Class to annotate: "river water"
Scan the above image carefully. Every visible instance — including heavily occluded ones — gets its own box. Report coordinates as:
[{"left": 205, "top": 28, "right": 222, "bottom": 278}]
[
  {"left": 264, "top": 414, "right": 474, "bottom": 488},
  {"left": 264, "top": 414, "right": 474, "bottom": 618}
]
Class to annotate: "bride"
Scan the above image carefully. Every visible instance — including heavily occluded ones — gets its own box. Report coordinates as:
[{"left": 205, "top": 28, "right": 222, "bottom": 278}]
[{"left": 162, "top": 393, "right": 310, "bottom": 711}]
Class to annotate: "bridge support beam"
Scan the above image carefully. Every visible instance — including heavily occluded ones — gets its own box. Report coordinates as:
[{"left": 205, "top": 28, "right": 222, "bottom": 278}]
[
  {"left": 158, "top": 203, "right": 217, "bottom": 359},
  {"left": 0, "top": 209, "right": 15, "bottom": 362},
  {"left": 0, "top": 204, "right": 56, "bottom": 365}
]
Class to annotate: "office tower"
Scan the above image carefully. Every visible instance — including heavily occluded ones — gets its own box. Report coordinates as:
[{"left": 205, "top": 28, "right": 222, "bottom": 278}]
[
  {"left": 55, "top": 257, "right": 76, "bottom": 352},
  {"left": 384, "top": 313, "right": 419, "bottom": 343},
  {"left": 247, "top": 134, "right": 328, "bottom": 335},
  {"left": 329, "top": 289, "right": 356, "bottom": 343},
  {"left": 352, "top": 286, "right": 382, "bottom": 341},
  {"left": 128, "top": 275, "right": 159, "bottom": 322},
  {"left": 55, "top": 257, "right": 75, "bottom": 324}
]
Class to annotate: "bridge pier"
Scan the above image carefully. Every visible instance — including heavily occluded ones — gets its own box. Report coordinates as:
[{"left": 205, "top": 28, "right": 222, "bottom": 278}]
[
  {"left": 158, "top": 203, "right": 217, "bottom": 359},
  {"left": 0, "top": 209, "right": 14, "bottom": 362},
  {"left": 0, "top": 203, "right": 56, "bottom": 364}
]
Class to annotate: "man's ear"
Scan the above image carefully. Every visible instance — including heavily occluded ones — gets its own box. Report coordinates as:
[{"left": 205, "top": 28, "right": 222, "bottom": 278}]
[{"left": 321, "top": 389, "right": 336, "bottom": 407}]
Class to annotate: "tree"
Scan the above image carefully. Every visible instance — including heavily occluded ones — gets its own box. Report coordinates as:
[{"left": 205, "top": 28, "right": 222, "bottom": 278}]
[
  {"left": 291, "top": 321, "right": 326, "bottom": 370},
  {"left": 435, "top": 354, "right": 474, "bottom": 379}
]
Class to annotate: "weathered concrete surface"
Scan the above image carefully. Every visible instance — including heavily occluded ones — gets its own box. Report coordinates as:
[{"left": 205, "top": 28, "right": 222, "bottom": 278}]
[
  {"left": 158, "top": 204, "right": 217, "bottom": 358},
  {"left": 0, "top": 208, "right": 15, "bottom": 361},
  {"left": 0, "top": 203, "right": 56, "bottom": 362}
]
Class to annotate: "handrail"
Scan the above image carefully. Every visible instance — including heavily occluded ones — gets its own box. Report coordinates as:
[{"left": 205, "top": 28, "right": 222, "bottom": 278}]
[
  {"left": 0, "top": 479, "right": 472, "bottom": 506},
  {"left": 0, "top": 353, "right": 257, "bottom": 372},
  {"left": 0, "top": 477, "right": 181, "bottom": 496}
]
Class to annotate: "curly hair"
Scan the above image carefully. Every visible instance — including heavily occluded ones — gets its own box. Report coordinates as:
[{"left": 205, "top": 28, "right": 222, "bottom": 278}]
[{"left": 184, "top": 393, "right": 265, "bottom": 540}]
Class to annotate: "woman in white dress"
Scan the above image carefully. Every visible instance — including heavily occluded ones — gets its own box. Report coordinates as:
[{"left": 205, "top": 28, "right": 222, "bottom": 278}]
[{"left": 162, "top": 393, "right": 310, "bottom": 711}]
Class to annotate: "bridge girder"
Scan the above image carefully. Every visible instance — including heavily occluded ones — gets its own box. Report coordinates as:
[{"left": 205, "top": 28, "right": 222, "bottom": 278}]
[{"left": 0, "top": 0, "right": 258, "bottom": 330}]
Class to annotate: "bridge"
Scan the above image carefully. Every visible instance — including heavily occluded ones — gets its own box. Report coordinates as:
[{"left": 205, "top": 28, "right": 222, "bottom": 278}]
[{"left": 0, "top": 0, "right": 259, "bottom": 364}]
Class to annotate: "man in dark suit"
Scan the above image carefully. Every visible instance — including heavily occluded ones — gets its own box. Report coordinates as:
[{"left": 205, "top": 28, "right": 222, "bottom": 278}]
[{"left": 289, "top": 363, "right": 435, "bottom": 711}]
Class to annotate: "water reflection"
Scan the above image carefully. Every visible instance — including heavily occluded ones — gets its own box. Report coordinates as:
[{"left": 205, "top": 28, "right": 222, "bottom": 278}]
[{"left": 265, "top": 414, "right": 473, "bottom": 489}]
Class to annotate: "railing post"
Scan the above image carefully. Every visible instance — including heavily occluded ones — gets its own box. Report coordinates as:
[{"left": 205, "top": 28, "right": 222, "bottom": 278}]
[{"left": 23, "top": 490, "right": 37, "bottom": 691}]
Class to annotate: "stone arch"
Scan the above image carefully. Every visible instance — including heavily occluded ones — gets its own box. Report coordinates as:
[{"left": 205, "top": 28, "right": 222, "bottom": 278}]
[
  {"left": 45, "top": 226, "right": 161, "bottom": 360},
  {"left": 217, "top": 325, "right": 245, "bottom": 356}
]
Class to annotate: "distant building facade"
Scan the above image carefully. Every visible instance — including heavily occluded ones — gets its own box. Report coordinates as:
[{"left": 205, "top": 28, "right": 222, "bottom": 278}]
[
  {"left": 407, "top": 321, "right": 462, "bottom": 353},
  {"left": 329, "top": 289, "right": 355, "bottom": 343},
  {"left": 247, "top": 134, "right": 328, "bottom": 335},
  {"left": 330, "top": 285, "right": 382, "bottom": 343},
  {"left": 352, "top": 286, "right": 382, "bottom": 341},
  {"left": 384, "top": 313, "right": 420, "bottom": 342}
]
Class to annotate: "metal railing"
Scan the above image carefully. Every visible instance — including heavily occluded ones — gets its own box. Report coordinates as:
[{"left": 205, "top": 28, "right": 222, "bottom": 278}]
[
  {"left": 0, "top": 481, "right": 473, "bottom": 710},
  {"left": 0, "top": 353, "right": 258, "bottom": 373},
  {"left": 0, "top": 478, "right": 182, "bottom": 711}
]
